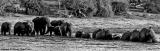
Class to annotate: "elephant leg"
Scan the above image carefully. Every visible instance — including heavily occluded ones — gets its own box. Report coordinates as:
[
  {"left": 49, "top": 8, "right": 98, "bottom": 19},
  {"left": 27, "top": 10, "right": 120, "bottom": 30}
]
[
  {"left": 36, "top": 29, "right": 40, "bottom": 36},
  {"left": 4, "top": 32, "right": 6, "bottom": 36},
  {"left": 18, "top": 32, "right": 20, "bottom": 36},
  {"left": 21, "top": 33, "right": 24, "bottom": 36},
  {"left": 40, "top": 28, "right": 43, "bottom": 35},
  {"left": 9, "top": 31, "right": 11, "bottom": 35},
  {"left": 67, "top": 28, "right": 72, "bottom": 37},
  {"left": 31, "top": 30, "right": 35, "bottom": 36},
  {"left": 42, "top": 26, "right": 46, "bottom": 35},
  {"left": 35, "top": 30, "right": 38, "bottom": 36},
  {"left": 1, "top": 31, "right": 3, "bottom": 35},
  {"left": 62, "top": 30, "right": 67, "bottom": 36},
  {"left": 26, "top": 31, "right": 29, "bottom": 36},
  {"left": 50, "top": 30, "right": 52, "bottom": 36},
  {"left": 14, "top": 31, "right": 16, "bottom": 36},
  {"left": 36, "top": 28, "right": 40, "bottom": 36}
]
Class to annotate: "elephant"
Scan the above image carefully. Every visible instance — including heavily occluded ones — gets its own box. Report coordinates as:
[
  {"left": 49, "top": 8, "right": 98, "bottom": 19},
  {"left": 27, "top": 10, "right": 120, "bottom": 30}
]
[
  {"left": 81, "top": 33, "right": 90, "bottom": 39},
  {"left": 105, "top": 30, "right": 113, "bottom": 40},
  {"left": 139, "top": 28, "right": 152, "bottom": 42},
  {"left": 93, "top": 29, "right": 112, "bottom": 40},
  {"left": 75, "top": 31, "right": 83, "bottom": 38},
  {"left": 14, "top": 22, "right": 27, "bottom": 36},
  {"left": 23, "top": 20, "right": 35, "bottom": 36},
  {"left": 59, "top": 22, "right": 72, "bottom": 37},
  {"left": 92, "top": 29, "right": 102, "bottom": 39},
  {"left": 32, "top": 17, "right": 41, "bottom": 35},
  {"left": 1, "top": 22, "right": 11, "bottom": 35},
  {"left": 121, "top": 31, "right": 132, "bottom": 41},
  {"left": 130, "top": 29, "right": 140, "bottom": 42},
  {"left": 32, "top": 17, "right": 51, "bottom": 35},
  {"left": 139, "top": 27, "right": 158, "bottom": 43},
  {"left": 52, "top": 22, "right": 72, "bottom": 37},
  {"left": 50, "top": 20, "right": 64, "bottom": 27},
  {"left": 47, "top": 20, "right": 64, "bottom": 36},
  {"left": 93, "top": 29, "right": 106, "bottom": 39}
]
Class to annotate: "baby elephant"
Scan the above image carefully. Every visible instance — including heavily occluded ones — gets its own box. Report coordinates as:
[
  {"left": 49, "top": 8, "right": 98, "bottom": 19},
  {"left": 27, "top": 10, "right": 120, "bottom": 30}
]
[{"left": 1, "top": 22, "right": 11, "bottom": 35}]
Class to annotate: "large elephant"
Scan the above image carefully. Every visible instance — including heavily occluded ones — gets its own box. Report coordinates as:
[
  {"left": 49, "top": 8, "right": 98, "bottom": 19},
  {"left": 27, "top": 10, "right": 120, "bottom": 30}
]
[
  {"left": 32, "top": 17, "right": 51, "bottom": 35},
  {"left": 1, "top": 22, "right": 11, "bottom": 35}
]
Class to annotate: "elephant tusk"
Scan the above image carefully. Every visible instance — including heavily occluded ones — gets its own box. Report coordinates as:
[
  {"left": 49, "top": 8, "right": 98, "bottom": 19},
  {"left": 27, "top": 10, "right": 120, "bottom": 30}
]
[{"left": 58, "top": 26, "right": 63, "bottom": 36}]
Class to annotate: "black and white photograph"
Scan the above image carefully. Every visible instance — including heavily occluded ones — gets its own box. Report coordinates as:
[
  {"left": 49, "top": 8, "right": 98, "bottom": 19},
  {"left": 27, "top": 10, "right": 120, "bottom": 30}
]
[{"left": 0, "top": 0, "right": 160, "bottom": 51}]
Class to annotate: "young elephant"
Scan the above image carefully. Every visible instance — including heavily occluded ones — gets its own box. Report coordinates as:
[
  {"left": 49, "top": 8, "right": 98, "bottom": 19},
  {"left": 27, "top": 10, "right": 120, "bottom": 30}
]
[
  {"left": 130, "top": 29, "right": 140, "bottom": 42},
  {"left": 1, "top": 22, "right": 11, "bottom": 35},
  {"left": 23, "top": 21, "right": 35, "bottom": 36},
  {"left": 121, "top": 31, "right": 132, "bottom": 41},
  {"left": 47, "top": 20, "right": 64, "bottom": 36},
  {"left": 94, "top": 29, "right": 106, "bottom": 40},
  {"left": 93, "top": 29, "right": 112, "bottom": 40},
  {"left": 92, "top": 29, "right": 102, "bottom": 39},
  {"left": 59, "top": 22, "right": 72, "bottom": 37},
  {"left": 52, "top": 26, "right": 61, "bottom": 36},
  {"left": 75, "top": 31, "right": 83, "bottom": 38},
  {"left": 14, "top": 22, "right": 26, "bottom": 36},
  {"left": 81, "top": 33, "right": 91, "bottom": 39}
]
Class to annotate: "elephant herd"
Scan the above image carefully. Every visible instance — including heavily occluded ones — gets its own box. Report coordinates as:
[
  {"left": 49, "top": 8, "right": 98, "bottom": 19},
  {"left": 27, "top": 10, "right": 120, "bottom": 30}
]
[
  {"left": 0, "top": 17, "right": 159, "bottom": 43},
  {"left": 1, "top": 17, "right": 72, "bottom": 37},
  {"left": 75, "top": 27, "right": 159, "bottom": 43}
]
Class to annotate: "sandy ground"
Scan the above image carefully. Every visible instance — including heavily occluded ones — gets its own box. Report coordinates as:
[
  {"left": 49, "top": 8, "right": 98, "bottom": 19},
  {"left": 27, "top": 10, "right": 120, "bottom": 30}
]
[
  {"left": 0, "top": 15, "right": 160, "bottom": 51},
  {"left": 0, "top": 35, "right": 160, "bottom": 51}
]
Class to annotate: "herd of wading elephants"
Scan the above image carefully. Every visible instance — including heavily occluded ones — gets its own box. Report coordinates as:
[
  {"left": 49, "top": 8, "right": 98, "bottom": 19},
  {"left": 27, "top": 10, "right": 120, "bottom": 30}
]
[{"left": 0, "top": 17, "right": 159, "bottom": 43}]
